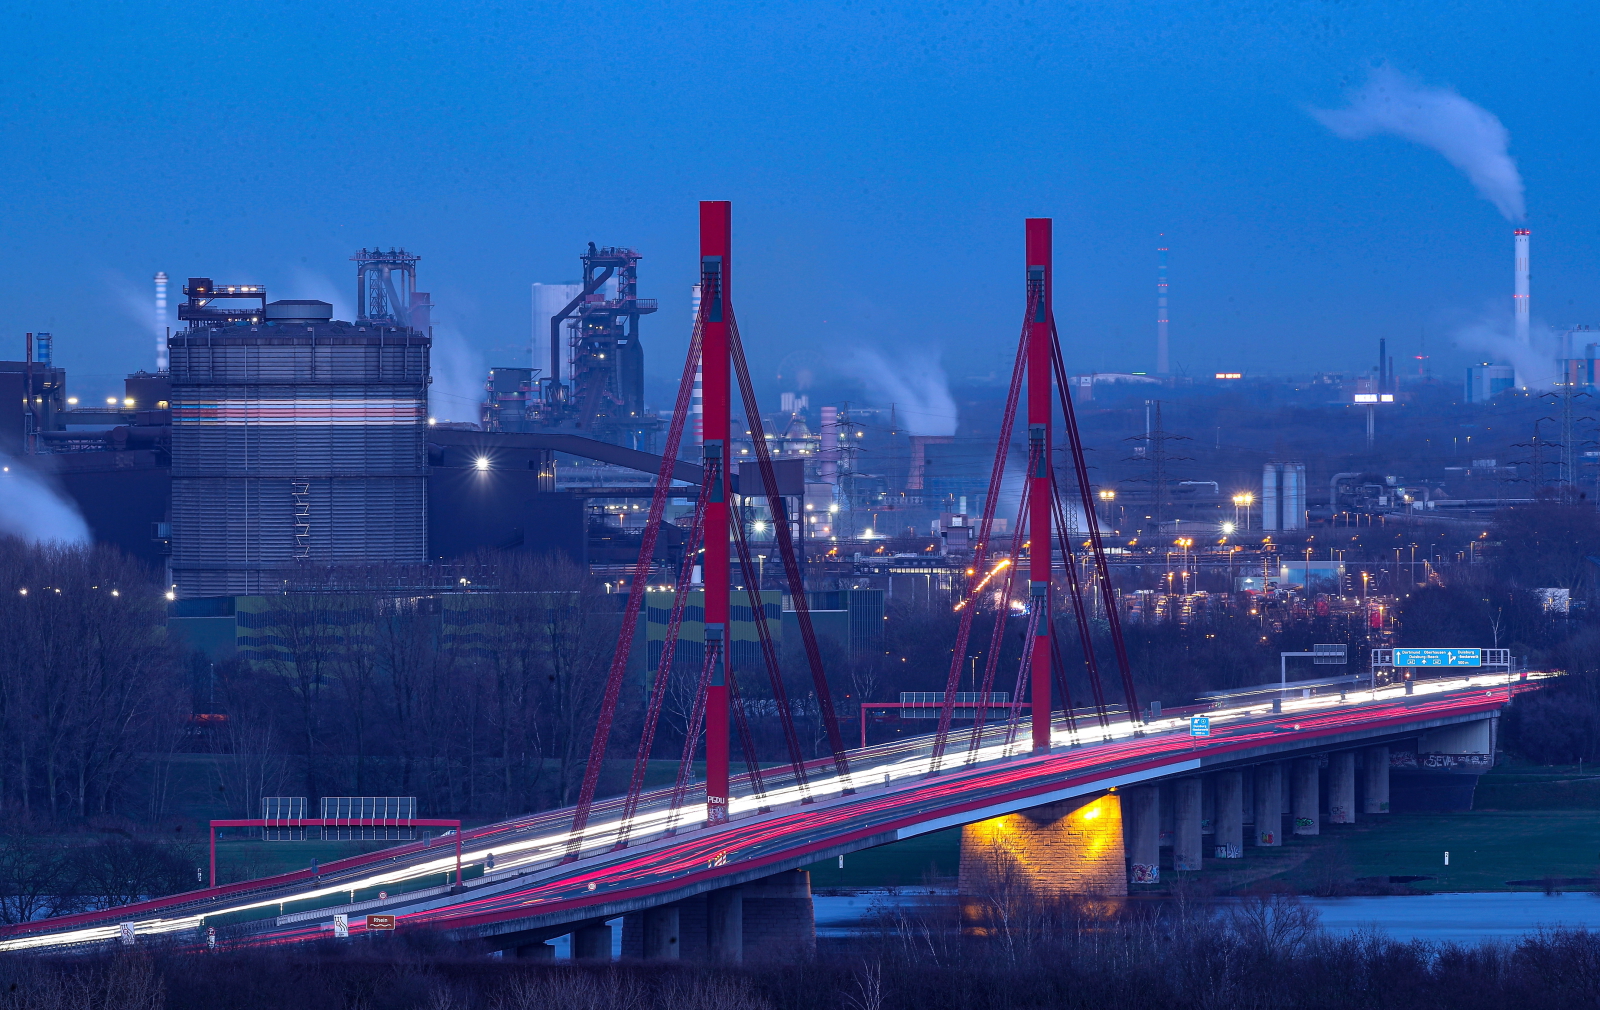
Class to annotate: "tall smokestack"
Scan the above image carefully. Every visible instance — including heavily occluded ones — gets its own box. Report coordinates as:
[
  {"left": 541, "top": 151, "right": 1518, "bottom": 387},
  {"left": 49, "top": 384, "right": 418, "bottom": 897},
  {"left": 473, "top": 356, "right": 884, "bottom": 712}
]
[
  {"left": 1514, "top": 229, "right": 1530, "bottom": 346},
  {"left": 1156, "top": 237, "right": 1169, "bottom": 374},
  {"left": 154, "top": 271, "right": 169, "bottom": 370}
]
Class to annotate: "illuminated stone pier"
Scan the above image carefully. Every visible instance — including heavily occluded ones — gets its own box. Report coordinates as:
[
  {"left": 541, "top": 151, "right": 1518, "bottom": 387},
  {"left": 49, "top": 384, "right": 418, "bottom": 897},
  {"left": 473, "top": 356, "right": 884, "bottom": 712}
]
[{"left": 957, "top": 793, "right": 1127, "bottom": 897}]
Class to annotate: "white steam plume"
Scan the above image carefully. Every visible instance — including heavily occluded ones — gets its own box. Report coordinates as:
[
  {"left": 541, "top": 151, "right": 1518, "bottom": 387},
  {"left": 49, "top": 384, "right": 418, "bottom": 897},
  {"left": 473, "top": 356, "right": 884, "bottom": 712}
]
[
  {"left": 0, "top": 455, "right": 91, "bottom": 545},
  {"left": 853, "top": 348, "right": 958, "bottom": 436},
  {"left": 1453, "top": 315, "right": 1559, "bottom": 389},
  {"left": 429, "top": 326, "right": 486, "bottom": 425},
  {"left": 1311, "top": 67, "right": 1525, "bottom": 221},
  {"left": 104, "top": 271, "right": 174, "bottom": 371}
]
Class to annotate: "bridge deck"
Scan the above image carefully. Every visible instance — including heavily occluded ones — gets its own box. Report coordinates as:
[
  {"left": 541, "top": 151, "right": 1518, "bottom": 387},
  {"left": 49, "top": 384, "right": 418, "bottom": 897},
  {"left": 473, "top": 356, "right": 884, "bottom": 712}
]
[{"left": 0, "top": 674, "right": 1527, "bottom": 952}]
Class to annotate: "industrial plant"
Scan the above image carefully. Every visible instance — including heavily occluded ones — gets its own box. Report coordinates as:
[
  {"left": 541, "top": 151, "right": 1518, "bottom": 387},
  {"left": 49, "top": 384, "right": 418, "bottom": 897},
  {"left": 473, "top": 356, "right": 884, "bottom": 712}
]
[{"left": 0, "top": 218, "right": 1591, "bottom": 627}]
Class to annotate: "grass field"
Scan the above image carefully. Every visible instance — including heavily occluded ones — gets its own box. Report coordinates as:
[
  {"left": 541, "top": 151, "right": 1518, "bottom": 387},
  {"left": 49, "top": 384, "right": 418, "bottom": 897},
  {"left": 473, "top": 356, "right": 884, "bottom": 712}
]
[{"left": 213, "top": 839, "right": 393, "bottom": 883}]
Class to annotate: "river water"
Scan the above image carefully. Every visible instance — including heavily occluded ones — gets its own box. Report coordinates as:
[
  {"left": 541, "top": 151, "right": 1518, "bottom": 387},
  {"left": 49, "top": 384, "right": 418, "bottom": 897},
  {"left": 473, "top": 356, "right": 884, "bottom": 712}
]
[
  {"left": 812, "top": 889, "right": 1600, "bottom": 944},
  {"left": 532, "top": 889, "right": 1600, "bottom": 958}
]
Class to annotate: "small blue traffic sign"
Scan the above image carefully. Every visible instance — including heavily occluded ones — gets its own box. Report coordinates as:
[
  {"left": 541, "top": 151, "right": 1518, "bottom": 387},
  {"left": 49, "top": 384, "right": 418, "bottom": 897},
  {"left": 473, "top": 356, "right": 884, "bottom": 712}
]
[{"left": 1190, "top": 716, "right": 1211, "bottom": 738}]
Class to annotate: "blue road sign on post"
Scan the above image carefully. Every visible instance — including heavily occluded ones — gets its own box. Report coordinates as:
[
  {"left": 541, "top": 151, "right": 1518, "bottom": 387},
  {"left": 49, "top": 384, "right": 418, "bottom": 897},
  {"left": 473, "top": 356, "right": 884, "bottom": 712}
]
[
  {"left": 1392, "top": 648, "right": 1481, "bottom": 667},
  {"left": 1190, "top": 715, "right": 1211, "bottom": 738}
]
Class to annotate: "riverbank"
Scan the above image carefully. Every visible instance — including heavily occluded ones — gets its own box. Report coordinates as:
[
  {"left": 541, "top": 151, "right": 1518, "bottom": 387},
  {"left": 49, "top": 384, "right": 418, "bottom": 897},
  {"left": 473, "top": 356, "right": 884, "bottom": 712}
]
[{"left": 802, "top": 762, "right": 1600, "bottom": 895}]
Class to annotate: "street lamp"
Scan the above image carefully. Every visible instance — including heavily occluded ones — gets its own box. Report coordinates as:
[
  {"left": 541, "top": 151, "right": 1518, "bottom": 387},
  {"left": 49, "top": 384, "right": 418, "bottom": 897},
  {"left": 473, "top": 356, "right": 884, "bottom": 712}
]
[{"left": 1232, "top": 492, "right": 1254, "bottom": 530}]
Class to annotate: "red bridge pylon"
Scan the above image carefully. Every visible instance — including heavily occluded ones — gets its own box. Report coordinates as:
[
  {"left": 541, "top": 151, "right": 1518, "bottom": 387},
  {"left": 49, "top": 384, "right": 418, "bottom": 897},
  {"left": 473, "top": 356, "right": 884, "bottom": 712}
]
[{"left": 928, "top": 218, "right": 1142, "bottom": 773}]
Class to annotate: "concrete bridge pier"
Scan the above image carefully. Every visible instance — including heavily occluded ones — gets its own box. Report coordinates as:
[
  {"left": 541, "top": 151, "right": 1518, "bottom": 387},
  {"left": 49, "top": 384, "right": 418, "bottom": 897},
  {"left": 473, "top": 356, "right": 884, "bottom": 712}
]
[
  {"left": 706, "top": 885, "right": 743, "bottom": 963},
  {"left": 515, "top": 942, "right": 554, "bottom": 959},
  {"left": 621, "top": 872, "right": 811, "bottom": 962},
  {"left": 642, "top": 905, "right": 680, "bottom": 959},
  {"left": 1328, "top": 751, "right": 1356, "bottom": 824},
  {"left": 742, "top": 870, "right": 815, "bottom": 960},
  {"left": 1253, "top": 764, "right": 1282, "bottom": 846},
  {"left": 571, "top": 922, "right": 613, "bottom": 961},
  {"left": 1363, "top": 745, "right": 1390, "bottom": 813},
  {"left": 1291, "top": 757, "right": 1319, "bottom": 835},
  {"left": 1173, "top": 778, "right": 1203, "bottom": 871},
  {"left": 1213, "top": 770, "right": 1243, "bottom": 858},
  {"left": 1125, "top": 786, "right": 1161, "bottom": 883}
]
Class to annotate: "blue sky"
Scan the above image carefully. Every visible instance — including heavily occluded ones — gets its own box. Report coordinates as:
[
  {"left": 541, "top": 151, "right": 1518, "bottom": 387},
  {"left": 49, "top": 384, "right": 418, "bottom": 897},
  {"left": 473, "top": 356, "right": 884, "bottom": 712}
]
[{"left": 0, "top": 1, "right": 1592, "bottom": 405}]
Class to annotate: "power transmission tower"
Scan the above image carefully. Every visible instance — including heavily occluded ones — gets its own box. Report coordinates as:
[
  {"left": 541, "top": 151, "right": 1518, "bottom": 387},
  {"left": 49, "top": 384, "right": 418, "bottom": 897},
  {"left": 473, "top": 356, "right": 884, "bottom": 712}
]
[
  {"left": 1511, "top": 417, "right": 1560, "bottom": 494},
  {"left": 1124, "top": 400, "right": 1191, "bottom": 532},
  {"left": 1540, "top": 386, "right": 1593, "bottom": 493}
]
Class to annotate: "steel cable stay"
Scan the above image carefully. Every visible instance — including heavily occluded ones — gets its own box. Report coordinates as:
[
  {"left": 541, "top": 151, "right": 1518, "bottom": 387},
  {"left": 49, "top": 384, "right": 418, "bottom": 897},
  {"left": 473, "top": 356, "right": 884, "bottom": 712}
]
[
  {"left": 566, "top": 301, "right": 706, "bottom": 861},
  {"left": 962, "top": 447, "right": 1036, "bottom": 763},
  {"left": 1001, "top": 607, "right": 1042, "bottom": 753},
  {"left": 666, "top": 644, "right": 719, "bottom": 833},
  {"left": 723, "top": 637, "right": 770, "bottom": 811},
  {"left": 928, "top": 294, "right": 1034, "bottom": 773},
  {"left": 726, "top": 312, "right": 854, "bottom": 792},
  {"left": 1048, "top": 623, "right": 1080, "bottom": 736},
  {"left": 731, "top": 495, "right": 815, "bottom": 802},
  {"left": 1049, "top": 319, "right": 1142, "bottom": 722},
  {"left": 612, "top": 477, "right": 711, "bottom": 850},
  {"left": 1049, "top": 467, "right": 1112, "bottom": 729}
]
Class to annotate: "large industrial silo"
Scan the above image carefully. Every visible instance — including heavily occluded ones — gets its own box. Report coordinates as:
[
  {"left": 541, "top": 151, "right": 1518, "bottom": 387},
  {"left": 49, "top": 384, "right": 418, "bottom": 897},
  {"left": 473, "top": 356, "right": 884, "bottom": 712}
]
[{"left": 168, "top": 280, "right": 430, "bottom": 597}]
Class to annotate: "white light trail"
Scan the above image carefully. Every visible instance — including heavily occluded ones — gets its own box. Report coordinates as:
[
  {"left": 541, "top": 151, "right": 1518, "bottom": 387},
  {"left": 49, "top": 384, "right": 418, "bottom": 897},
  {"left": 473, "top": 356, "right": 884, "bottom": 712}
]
[{"left": 1, "top": 669, "right": 1541, "bottom": 952}]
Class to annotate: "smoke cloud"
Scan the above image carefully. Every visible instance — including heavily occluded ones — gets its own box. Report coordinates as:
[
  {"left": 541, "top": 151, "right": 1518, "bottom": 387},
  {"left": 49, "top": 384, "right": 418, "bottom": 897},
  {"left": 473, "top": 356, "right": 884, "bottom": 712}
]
[
  {"left": 429, "top": 326, "right": 485, "bottom": 425},
  {"left": 852, "top": 348, "right": 958, "bottom": 436},
  {"left": 1453, "top": 314, "right": 1559, "bottom": 389},
  {"left": 0, "top": 455, "right": 91, "bottom": 545},
  {"left": 1311, "top": 67, "right": 1525, "bottom": 221}
]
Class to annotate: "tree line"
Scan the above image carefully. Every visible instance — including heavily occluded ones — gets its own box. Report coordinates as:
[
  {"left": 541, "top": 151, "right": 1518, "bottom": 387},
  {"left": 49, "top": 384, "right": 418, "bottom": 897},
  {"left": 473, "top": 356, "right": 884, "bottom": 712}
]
[{"left": 0, "top": 493, "right": 1592, "bottom": 835}]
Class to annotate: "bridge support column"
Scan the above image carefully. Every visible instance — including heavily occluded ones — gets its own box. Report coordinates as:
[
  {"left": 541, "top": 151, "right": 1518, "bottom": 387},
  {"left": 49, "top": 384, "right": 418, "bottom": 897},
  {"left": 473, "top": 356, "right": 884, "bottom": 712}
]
[
  {"left": 706, "top": 885, "right": 743, "bottom": 963},
  {"left": 1125, "top": 786, "right": 1160, "bottom": 883},
  {"left": 1328, "top": 751, "right": 1356, "bottom": 824},
  {"left": 1213, "top": 771, "right": 1243, "bottom": 858},
  {"left": 1253, "top": 764, "right": 1282, "bottom": 846},
  {"left": 742, "top": 870, "right": 815, "bottom": 960},
  {"left": 642, "top": 905, "right": 680, "bottom": 959},
  {"left": 571, "top": 922, "right": 612, "bottom": 961},
  {"left": 1363, "top": 745, "right": 1390, "bottom": 814},
  {"left": 1291, "top": 758, "right": 1319, "bottom": 835},
  {"left": 515, "top": 942, "right": 554, "bottom": 959},
  {"left": 959, "top": 793, "right": 1125, "bottom": 898},
  {"left": 1173, "top": 778, "right": 1203, "bottom": 872}
]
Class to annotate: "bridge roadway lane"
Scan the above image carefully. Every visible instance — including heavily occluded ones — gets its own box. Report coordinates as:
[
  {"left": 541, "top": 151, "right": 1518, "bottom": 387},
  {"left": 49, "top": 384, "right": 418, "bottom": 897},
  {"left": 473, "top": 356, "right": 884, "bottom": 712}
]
[{"left": 0, "top": 675, "right": 1520, "bottom": 952}]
